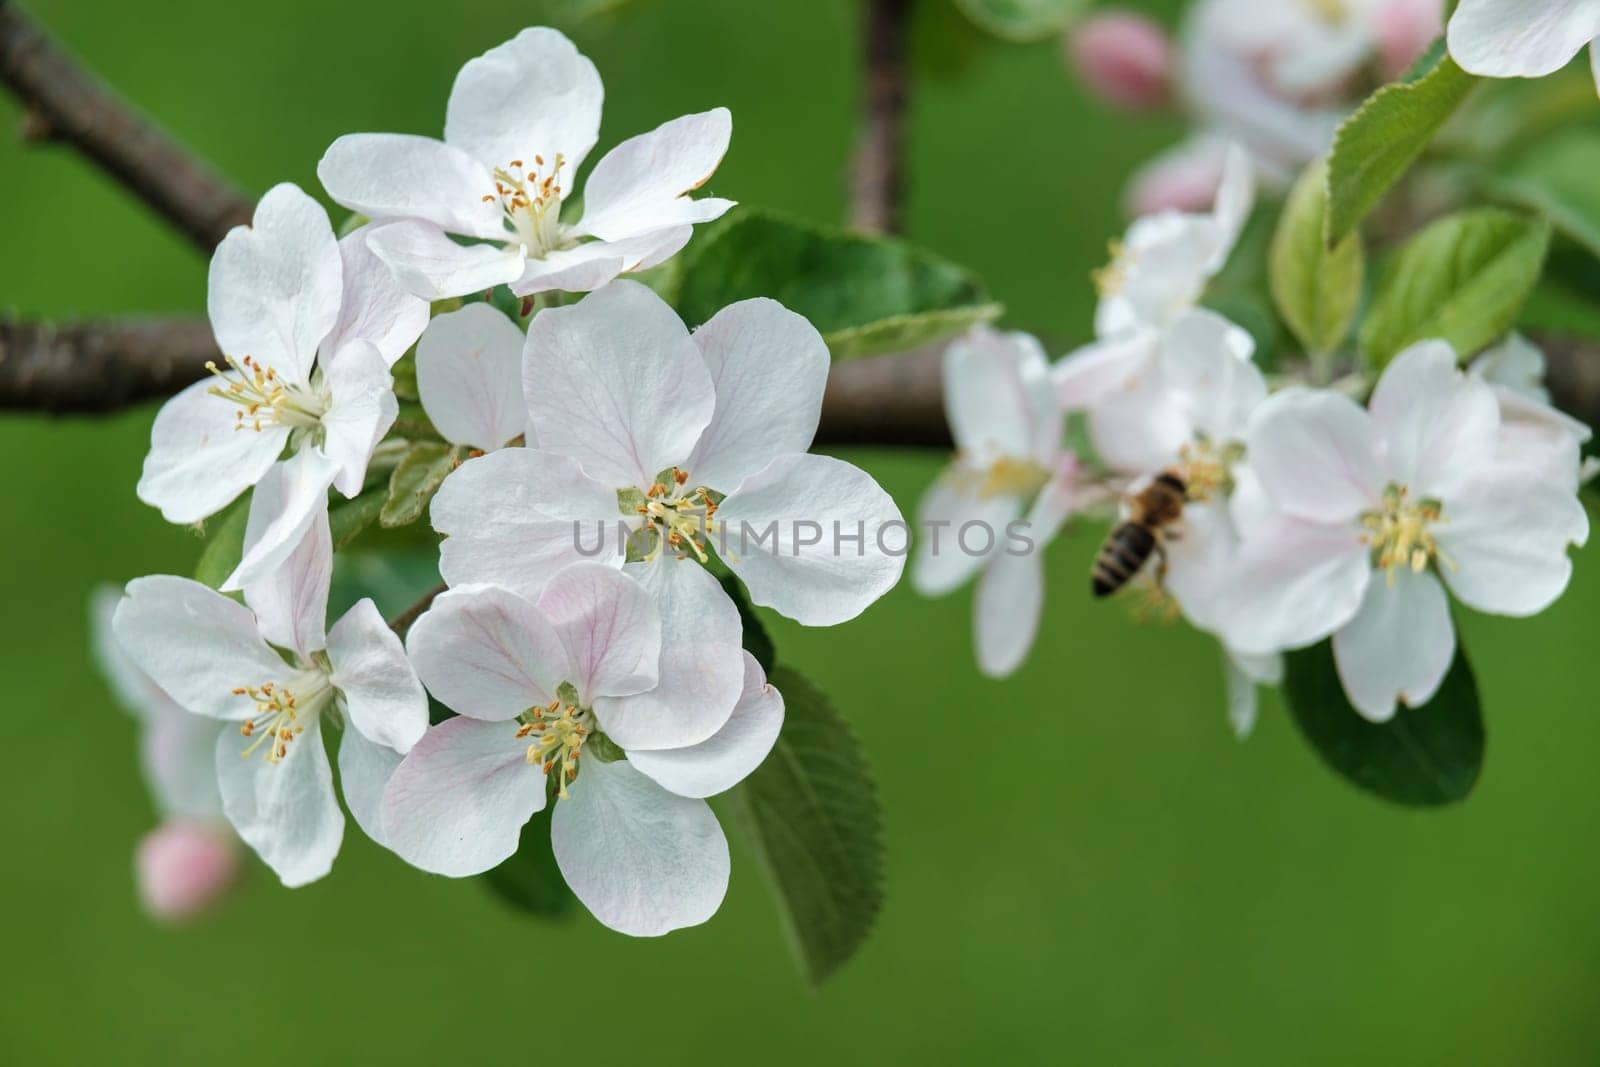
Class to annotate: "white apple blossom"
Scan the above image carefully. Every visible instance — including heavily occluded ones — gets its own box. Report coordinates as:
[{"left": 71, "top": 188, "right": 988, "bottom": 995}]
[
  {"left": 1448, "top": 0, "right": 1600, "bottom": 94},
  {"left": 911, "top": 327, "right": 1093, "bottom": 678},
  {"left": 1471, "top": 333, "right": 1596, "bottom": 491},
  {"left": 384, "top": 564, "right": 782, "bottom": 936},
  {"left": 432, "top": 281, "right": 905, "bottom": 750},
  {"left": 1218, "top": 340, "right": 1589, "bottom": 722},
  {"left": 111, "top": 512, "right": 428, "bottom": 886},
  {"left": 415, "top": 303, "right": 528, "bottom": 452},
  {"left": 136, "top": 183, "right": 427, "bottom": 591},
  {"left": 318, "top": 27, "right": 734, "bottom": 301}
]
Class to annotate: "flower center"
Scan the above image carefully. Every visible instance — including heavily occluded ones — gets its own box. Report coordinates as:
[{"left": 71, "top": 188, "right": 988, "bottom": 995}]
[
  {"left": 1092, "top": 239, "right": 1129, "bottom": 298},
  {"left": 206, "top": 355, "right": 327, "bottom": 433},
  {"left": 1304, "top": 0, "right": 1350, "bottom": 24},
  {"left": 234, "top": 674, "right": 333, "bottom": 764},
  {"left": 1176, "top": 437, "right": 1242, "bottom": 502},
  {"left": 623, "top": 467, "right": 721, "bottom": 564},
  {"left": 485, "top": 155, "right": 570, "bottom": 259},
  {"left": 1360, "top": 484, "right": 1450, "bottom": 582},
  {"left": 957, "top": 454, "right": 1049, "bottom": 500},
  {"left": 516, "top": 690, "right": 594, "bottom": 800}
]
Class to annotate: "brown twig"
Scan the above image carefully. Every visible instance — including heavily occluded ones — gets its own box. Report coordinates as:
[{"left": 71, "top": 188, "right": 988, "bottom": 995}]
[
  {"left": 0, "top": 316, "right": 218, "bottom": 413},
  {"left": 0, "top": 2, "right": 251, "bottom": 253},
  {"left": 388, "top": 581, "right": 446, "bottom": 638},
  {"left": 850, "top": 0, "right": 910, "bottom": 235}
]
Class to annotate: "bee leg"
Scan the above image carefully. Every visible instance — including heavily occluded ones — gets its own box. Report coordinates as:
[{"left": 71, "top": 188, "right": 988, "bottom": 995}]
[{"left": 1153, "top": 541, "right": 1169, "bottom": 588}]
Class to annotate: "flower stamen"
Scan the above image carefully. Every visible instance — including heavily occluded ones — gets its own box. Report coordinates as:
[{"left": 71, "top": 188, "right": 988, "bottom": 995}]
[
  {"left": 518, "top": 696, "right": 592, "bottom": 800},
  {"left": 206, "top": 355, "right": 325, "bottom": 432},
  {"left": 1360, "top": 484, "right": 1453, "bottom": 584}
]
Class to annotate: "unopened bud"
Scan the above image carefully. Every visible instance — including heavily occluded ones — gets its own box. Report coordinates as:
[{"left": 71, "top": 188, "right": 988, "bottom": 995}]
[{"left": 135, "top": 820, "right": 239, "bottom": 923}]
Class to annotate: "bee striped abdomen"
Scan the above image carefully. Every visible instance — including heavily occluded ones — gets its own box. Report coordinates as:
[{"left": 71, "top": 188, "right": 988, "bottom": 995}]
[{"left": 1091, "top": 521, "right": 1155, "bottom": 598}]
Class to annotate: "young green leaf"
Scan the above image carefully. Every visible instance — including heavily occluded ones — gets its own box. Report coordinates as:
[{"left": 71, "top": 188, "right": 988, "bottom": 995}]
[
  {"left": 192, "top": 496, "right": 250, "bottom": 590},
  {"left": 718, "top": 572, "right": 776, "bottom": 674},
  {"left": 1486, "top": 130, "right": 1600, "bottom": 261},
  {"left": 1359, "top": 208, "right": 1550, "bottom": 367},
  {"left": 1270, "top": 159, "right": 1364, "bottom": 357},
  {"left": 380, "top": 441, "right": 463, "bottom": 528},
  {"left": 724, "top": 667, "right": 883, "bottom": 987},
  {"left": 329, "top": 487, "right": 388, "bottom": 550},
  {"left": 1326, "top": 46, "right": 1477, "bottom": 245},
  {"left": 479, "top": 805, "right": 574, "bottom": 918},
  {"left": 1283, "top": 641, "right": 1484, "bottom": 807},
  {"left": 671, "top": 208, "right": 1001, "bottom": 359},
  {"left": 953, "top": 0, "right": 1086, "bottom": 42}
]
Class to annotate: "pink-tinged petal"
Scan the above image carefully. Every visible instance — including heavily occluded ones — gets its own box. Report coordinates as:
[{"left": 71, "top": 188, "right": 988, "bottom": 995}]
[
  {"left": 1435, "top": 467, "right": 1588, "bottom": 616},
  {"left": 433, "top": 449, "right": 629, "bottom": 601},
  {"left": 323, "top": 225, "right": 431, "bottom": 366},
  {"left": 1247, "top": 387, "right": 1380, "bottom": 523},
  {"left": 1370, "top": 340, "right": 1499, "bottom": 497},
  {"left": 685, "top": 298, "right": 830, "bottom": 491},
  {"left": 1052, "top": 330, "right": 1158, "bottom": 411},
  {"left": 508, "top": 227, "right": 694, "bottom": 298},
  {"left": 537, "top": 562, "right": 661, "bottom": 704},
  {"left": 575, "top": 109, "right": 735, "bottom": 241},
  {"left": 366, "top": 220, "right": 526, "bottom": 301},
  {"left": 551, "top": 756, "right": 729, "bottom": 937},
  {"left": 944, "top": 325, "right": 1060, "bottom": 467},
  {"left": 316, "top": 133, "right": 503, "bottom": 240},
  {"left": 223, "top": 448, "right": 341, "bottom": 593},
  {"left": 1068, "top": 11, "right": 1173, "bottom": 110},
  {"left": 445, "top": 27, "right": 602, "bottom": 176},
  {"left": 137, "top": 378, "right": 287, "bottom": 525},
  {"left": 405, "top": 585, "right": 568, "bottom": 723},
  {"left": 1374, "top": 0, "right": 1447, "bottom": 79},
  {"left": 1333, "top": 568, "right": 1455, "bottom": 723},
  {"left": 416, "top": 304, "right": 526, "bottom": 452},
  {"left": 135, "top": 820, "right": 239, "bottom": 922},
  {"left": 973, "top": 546, "right": 1044, "bottom": 679},
  {"left": 327, "top": 598, "right": 428, "bottom": 754},
  {"left": 381, "top": 717, "right": 546, "bottom": 877},
  {"left": 1219, "top": 512, "right": 1371, "bottom": 655},
  {"left": 337, "top": 727, "right": 402, "bottom": 848},
  {"left": 910, "top": 466, "right": 1024, "bottom": 597},
  {"left": 214, "top": 725, "right": 343, "bottom": 888},
  {"left": 112, "top": 576, "right": 288, "bottom": 722},
  {"left": 140, "top": 713, "right": 226, "bottom": 821},
  {"left": 208, "top": 183, "right": 342, "bottom": 387},
  {"left": 242, "top": 508, "right": 331, "bottom": 659},
  {"left": 596, "top": 558, "right": 744, "bottom": 750},
  {"left": 630, "top": 652, "right": 783, "bottom": 798},
  {"left": 1124, "top": 136, "right": 1229, "bottom": 217},
  {"left": 524, "top": 280, "right": 714, "bottom": 489},
  {"left": 718, "top": 453, "right": 907, "bottom": 626},
  {"left": 1447, "top": 0, "right": 1600, "bottom": 78}
]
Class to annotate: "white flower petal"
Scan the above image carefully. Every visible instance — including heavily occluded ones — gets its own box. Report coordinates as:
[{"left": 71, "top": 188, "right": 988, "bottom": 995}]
[
  {"left": 1247, "top": 387, "right": 1381, "bottom": 523},
  {"left": 137, "top": 378, "right": 287, "bottom": 524},
  {"left": 630, "top": 651, "right": 784, "bottom": 798},
  {"left": 1164, "top": 496, "right": 1239, "bottom": 633},
  {"left": 416, "top": 303, "right": 527, "bottom": 451},
  {"left": 524, "top": 281, "right": 714, "bottom": 489},
  {"left": 1095, "top": 212, "right": 1223, "bottom": 336},
  {"left": 1158, "top": 307, "right": 1262, "bottom": 443},
  {"left": 208, "top": 183, "right": 342, "bottom": 387},
  {"left": 141, "top": 715, "right": 227, "bottom": 822},
  {"left": 242, "top": 507, "right": 331, "bottom": 659},
  {"left": 551, "top": 756, "right": 729, "bottom": 937},
  {"left": 508, "top": 227, "right": 694, "bottom": 298},
  {"left": 366, "top": 220, "right": 527, "bottom": 301},
  {"left": 1370, "top": 339, "right": 1499, "bottom": 496},
  {"left": 1447, "top": 0, "right": 1600, "bottom": 78},
  {"left": 112, "top": 576, "right": 288, "bottom": 721},
  {"left": 1435, "top": 466, "right": 1588, "bottom": 615},
  {"left": 1333, "top": 568, "right": 1455, "bottom": 722},
  {"left": 433, "top": 449, "right": 628, "bottom": 601},
  {"left": 1223, "top": 653, "right": 1259, "bottom": 740},
  {"left": 1052, "top": 330, "right": 1158, "bottom": 411},
  {"left": 323, "top": 224, "right": 431, "bottom": 366},
  {"left": 537, "top": 562, "right": 661, "bottom": 703},
  {"left": 316, "top": 133, "right": 503, "bottom": 240},
  {"left": 973, "top": 545, "right": 1044, "bottom": 678},
  {"left": 406, "top": 584, "right": 567, "bottom": 722},
  {"left": 381, "top": 716, "right": 546, "bottom": 877},
  {"left": 327, "top": 598, "right": 428, "bottom": 754},
  {"left": 1471, "top": 332, "right": 1550, "bottom": 402},
  {"left": 1210, "top": 142, "right": 1256, "bottom": 260},
  {"left": 944, "top": 325, "right": 1060, "bottom": 468},
  {"left": 1088, "top": 376, "right": 1191, "bottom": 475},
  {"left": 323, "top": 339, "right": 397, "bottom": 498},
  {"left": 214, "top": 724, "right": 343, "bottom": 888},
  {"left": 445, "top": 27, "right": 602, "bottom": 175},
  {"left": 597, "top": 557, "right": 744, "bottom": 750},
  {"left": 337, "top": 727, "right": 402, "bottom": 848},
  {"left": 684, "top": 298, "right": 830, "bottom": 491},
  {"left": 576, "top": 109, "right": 735, "bottom": 241},
  {"left": 223, "top": 448, "right": 341, "bottom": 592},
  {"left": 719, "top": 452, "right": 907, "bottom": 626},
  {"left": 910, "top": 467, "right": 1023, "bottom": 596},
  {"left": 1219, "top": 513, "right": 1371, "bottom": 655}
]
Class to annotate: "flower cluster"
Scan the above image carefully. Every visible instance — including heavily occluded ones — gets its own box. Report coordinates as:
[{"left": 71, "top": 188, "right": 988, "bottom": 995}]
[{"left": 104, "top": 27, "right": 903, "bottom": 936}]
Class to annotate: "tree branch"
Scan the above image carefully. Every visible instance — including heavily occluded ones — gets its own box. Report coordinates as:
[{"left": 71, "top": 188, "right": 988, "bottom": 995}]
[
  {"left": 850, "top": 0, "right": 910, "bottom": 235},
  {"left": 388, "top": 581, "right": 446, "bottom": 638},
  {"left": 0, "top": 316, "right": 218, "bottom": 413},
  {"left": 0, "top": 1, "right": 251, "bottom": 253}
]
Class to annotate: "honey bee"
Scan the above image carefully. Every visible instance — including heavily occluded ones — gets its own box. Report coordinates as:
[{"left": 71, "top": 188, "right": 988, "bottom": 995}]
[{"left": 1091, "top": 469, "right": 1187, "bottom": 598}]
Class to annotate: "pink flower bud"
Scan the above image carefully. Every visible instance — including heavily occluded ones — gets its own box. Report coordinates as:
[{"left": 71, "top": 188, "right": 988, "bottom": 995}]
[
  {"left": 1373, "top": 0, "right": 1444, "bottom": 80},
  {"left": 135, "top": 820, "right": 239, "bottom": 922},
  {"left": 1067, "top": 12, "right": 1173, "bottom": 111}
]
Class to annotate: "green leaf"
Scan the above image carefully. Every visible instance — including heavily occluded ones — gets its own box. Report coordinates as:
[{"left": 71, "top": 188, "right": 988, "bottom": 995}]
[
  {"left": 1359, "top": 208, "right": 1550, "bottom": 367},
  {"left": 380, "top": 442, "right": 462, "bottom": 528},
  {"left": 718, "top": 572, "right": 776, "bottom": 674},
  {"left": 1283, "top": 641, "right": 1484, "bottom": 807},
  {"left": 1486, "top": 130, "right": 1600, "bottom": 260},
  {"left": 479, "top": 805, "right": 574, "bottom": 918},
  {"left": 192, "top": 496, "right": 250, "bottom": 590},
  {"left": 1326, "top": 47, "right": 1477, "bottom": 245},
  {"left": 953, "top": 0, "right": 1086, "bottom": 42},
  {"left": 725, "top": 667, "right": 883, "bottom": 987},
  {"left": 671, "top": 208, "right": 1001, "bottom": 360},
  {"left": 1270, "top": 159, "right": 1365, "bottom": 356},
  {"left": 329, "top": 487, "right": 387, "bottom": 550}
]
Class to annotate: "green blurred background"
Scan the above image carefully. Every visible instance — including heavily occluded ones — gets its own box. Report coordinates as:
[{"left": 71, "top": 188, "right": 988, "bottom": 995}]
[{"left": 4, "top": 0, "right": 1599, "bottom": 1062}]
